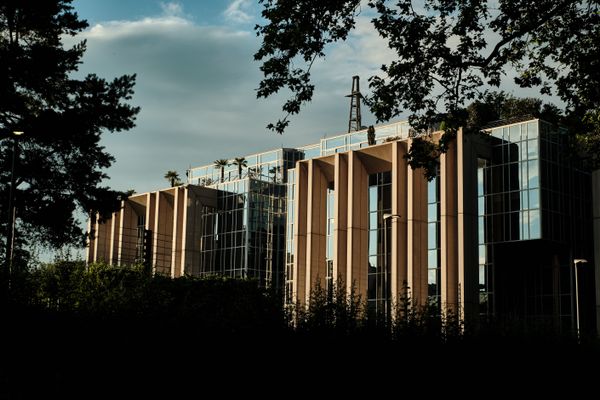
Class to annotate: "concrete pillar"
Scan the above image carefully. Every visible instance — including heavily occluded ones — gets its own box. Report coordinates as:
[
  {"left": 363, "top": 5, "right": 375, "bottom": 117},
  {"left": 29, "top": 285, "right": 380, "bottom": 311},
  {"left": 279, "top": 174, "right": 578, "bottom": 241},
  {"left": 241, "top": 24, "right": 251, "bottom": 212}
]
[
  {"left": 305, "top": 160, "right": 328, "bottom": 303},
  {"left": 293, "top": 163, "right": 309, "bottom": 304},
  {"left": 391, "top": 141, "right": 409, "bottom": 303},
  {"left": 118, "top": 200, "right": 138, "bottom": 266},
  {"left": 146, "top": 192, "right": 156, "bottom": 231},
  {"left": 333, "top": 153, "right": 348, "bottom": 286},
  {"left": 407, "top": 154, "right": 428, "bottom": 307},
  {"left": 441, "top": 139, "right": 459, "bottom": 313},
  {"left": 93, "top": 216, "right": 111, "bottom": 263},
  {"left": 172, "top": 187, "right": 185, "bottom": 278},
  {"left": 346, "top": 151, "right": 369, "bottom": 298},
  {"left": 153, "top": 191, "right": 174, "bottom": 276},
  {"left": 109, "top": 210, "right": 121, "bottom": 265}
]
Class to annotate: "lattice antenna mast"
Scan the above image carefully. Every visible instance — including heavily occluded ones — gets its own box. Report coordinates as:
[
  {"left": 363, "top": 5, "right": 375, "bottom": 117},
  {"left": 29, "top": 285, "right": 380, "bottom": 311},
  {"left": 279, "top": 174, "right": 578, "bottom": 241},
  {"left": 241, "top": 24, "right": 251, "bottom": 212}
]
[{"left": 346, "top": 75, "right": 363, "bottom": 133}]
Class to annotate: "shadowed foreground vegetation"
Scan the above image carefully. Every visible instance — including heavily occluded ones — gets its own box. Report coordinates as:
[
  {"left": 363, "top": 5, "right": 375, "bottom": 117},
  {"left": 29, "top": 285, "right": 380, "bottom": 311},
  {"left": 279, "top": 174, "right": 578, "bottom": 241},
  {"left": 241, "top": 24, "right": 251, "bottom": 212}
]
[{"left": 1, "top": 262, "right": 598, "bottom": 396}]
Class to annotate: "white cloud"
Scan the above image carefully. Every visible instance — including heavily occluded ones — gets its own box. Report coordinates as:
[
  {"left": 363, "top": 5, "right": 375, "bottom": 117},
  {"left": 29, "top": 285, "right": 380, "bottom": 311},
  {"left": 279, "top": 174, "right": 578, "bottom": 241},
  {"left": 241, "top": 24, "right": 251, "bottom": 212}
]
[
  {"left": 160, "top": 2, "right": 184, "bottom": 17},
  {"left": 223, "top": 0, "right": 254, "bottom": 23},
  {"left": 72, "top": 12, "right": 344, "bottom": 195}
]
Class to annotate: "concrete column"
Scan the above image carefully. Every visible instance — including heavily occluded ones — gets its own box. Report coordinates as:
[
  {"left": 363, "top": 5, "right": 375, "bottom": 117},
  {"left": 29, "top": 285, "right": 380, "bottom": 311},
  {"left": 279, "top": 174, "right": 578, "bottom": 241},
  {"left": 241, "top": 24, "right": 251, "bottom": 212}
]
[
  {"left": 441, "top": 139, "right": 459, "bottom": 313},
  {"left": 93, "top": 216, "right": 111, "bottom": 263},
  {"left": 109, "top": 210, "right": 121, "bottom": 265},
  {"left": 593, "top": 169, "right": 600, "bottom": 335},
  {"left": 333, "top": 153, "right": 348, "bottom": 287},
  {"left": 153, "top": 191, "right": 174, "bottom": 276},
  {"left": 293, "top": 163, "right": 309, "bottom": 304},
  {"left": 391, "top": 141, "right": 409, "bottom": 303},
  {"left": 346, "top": 151, "right": 369, "bottom": 298},
  {"left": 118, "top": 200, "right": 138, "bottom": 266},
  {"left": 146, "top": 192, "right": 156, "bottom": 231},
  {"left": 407, "top": 155, "right": 428, "bottom": 307},
  {"left": 95, "top": 219, "right": 111, "bottom": 263},
  {"left": 181, "top": 187, "right": 203, "bottom": 276},
  {"left": 305, "top": 160, "right": 328, "bottom": 303},
  {"left": 172, "top": 186, "right": 185, "bottom": 278}
]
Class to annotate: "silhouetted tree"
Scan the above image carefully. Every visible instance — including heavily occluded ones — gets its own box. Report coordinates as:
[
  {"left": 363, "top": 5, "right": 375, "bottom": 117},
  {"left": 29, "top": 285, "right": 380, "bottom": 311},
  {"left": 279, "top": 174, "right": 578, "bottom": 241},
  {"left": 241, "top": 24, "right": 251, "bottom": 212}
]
[{"left": 0, "top": 0, "right": 139, "bottom": 251}]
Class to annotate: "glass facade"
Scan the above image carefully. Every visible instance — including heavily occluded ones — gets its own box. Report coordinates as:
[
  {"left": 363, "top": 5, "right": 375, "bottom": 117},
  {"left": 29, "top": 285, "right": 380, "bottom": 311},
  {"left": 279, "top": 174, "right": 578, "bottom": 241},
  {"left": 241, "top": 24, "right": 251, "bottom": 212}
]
[
  {"left": 194, "top": 177, "right": 286, "bottom": 287},
  {"left": 485, "top": 121, "right": 541, "bottom": 243},
  {"left": 481, "top": 119, "right": 593, "bottom": 329},
  {"left": 367, "top": 172, "right": 392, "bottom": 315},
  {"left": 477, "top": 158, "right": 493, "bottom": 317},
  {"left": 326, "top": 182, "right": 335, "bottom": 295},
  {"left": 285, "top": 169, "right": 295, "bottom": 304},
  {"left": 427, "top": 170, "right": 440, "bottom": 307}
]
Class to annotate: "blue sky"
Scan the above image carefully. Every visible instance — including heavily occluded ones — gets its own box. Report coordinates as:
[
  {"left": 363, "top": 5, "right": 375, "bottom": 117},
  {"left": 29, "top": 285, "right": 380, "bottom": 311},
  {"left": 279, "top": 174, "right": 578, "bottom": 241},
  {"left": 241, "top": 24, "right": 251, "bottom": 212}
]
[{"left": 66, "top": 0, "right": 392, "bottom": 195}]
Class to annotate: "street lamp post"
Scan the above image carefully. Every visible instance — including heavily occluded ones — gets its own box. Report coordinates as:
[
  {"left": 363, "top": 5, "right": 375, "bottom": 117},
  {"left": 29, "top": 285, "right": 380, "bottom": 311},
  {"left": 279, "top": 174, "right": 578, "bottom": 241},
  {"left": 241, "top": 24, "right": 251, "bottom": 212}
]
[
  {"left": 383, "top": 213, "right": 401, "bottom": 318},
  {"left": 573, "top": 258, "right": 588, "bottom": 338},
  {"left": 4, "top": 130, "right": 24, "bottom": 280}
]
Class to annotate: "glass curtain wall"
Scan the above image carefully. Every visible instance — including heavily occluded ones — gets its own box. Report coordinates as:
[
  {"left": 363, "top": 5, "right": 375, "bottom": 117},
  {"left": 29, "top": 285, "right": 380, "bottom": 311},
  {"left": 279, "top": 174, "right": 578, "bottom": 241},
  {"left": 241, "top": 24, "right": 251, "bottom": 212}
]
[
  {"left": 427, "top": 170, "right": 441, "bottom": 308},
  {"left": 367, "top": 172, "right": 392, "bottom": 315},
  {"left": 285, "top": 169, "right": 296, "bottom": 305}
]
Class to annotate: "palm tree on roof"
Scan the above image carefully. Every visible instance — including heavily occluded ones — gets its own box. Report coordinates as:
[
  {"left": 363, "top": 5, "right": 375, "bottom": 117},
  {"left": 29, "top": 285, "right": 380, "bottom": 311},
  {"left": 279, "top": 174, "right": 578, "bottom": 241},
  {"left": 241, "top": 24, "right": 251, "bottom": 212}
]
[
  {"left": 214, "top": 159, "right": 229, "bottom": 182},
  {"left": 232, "top": 157, "right": 248, "bottom": 179},
  {"left": 164, "top": 170, "right": 181, "bottom": 187}
]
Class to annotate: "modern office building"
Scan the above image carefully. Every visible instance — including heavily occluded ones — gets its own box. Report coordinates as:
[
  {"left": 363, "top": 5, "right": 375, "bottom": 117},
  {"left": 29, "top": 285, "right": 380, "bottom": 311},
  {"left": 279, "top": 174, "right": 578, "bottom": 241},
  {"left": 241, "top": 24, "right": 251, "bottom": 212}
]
[{"left": 87, "top": 118, "right": 598, "bottom": 332}]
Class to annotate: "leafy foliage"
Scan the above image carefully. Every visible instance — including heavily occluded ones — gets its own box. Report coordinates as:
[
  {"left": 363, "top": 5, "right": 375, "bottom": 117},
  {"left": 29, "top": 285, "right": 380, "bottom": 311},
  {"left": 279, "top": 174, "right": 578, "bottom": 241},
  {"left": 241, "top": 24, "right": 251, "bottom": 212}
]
[
  {"left": 0, "top": 1, "right": 139, "bottom": 252},
  {"left": 254, "top": 0, "right": 361, "bottom": 134},
  {"left": 256, "top": 0, "right": 600, "bottom": 170}
]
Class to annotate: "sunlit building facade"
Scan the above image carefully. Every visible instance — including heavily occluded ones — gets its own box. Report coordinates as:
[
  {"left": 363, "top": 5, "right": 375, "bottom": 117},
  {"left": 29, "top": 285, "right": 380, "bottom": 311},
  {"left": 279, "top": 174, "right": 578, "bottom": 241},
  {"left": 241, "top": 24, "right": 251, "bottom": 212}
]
[{"left": 87, "top": 118, "right": 597, "bottom": 332}]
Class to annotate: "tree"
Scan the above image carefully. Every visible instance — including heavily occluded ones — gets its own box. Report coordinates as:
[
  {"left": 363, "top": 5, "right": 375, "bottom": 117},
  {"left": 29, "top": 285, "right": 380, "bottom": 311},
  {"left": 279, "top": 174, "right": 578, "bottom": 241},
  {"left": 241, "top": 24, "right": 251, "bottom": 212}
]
[
  {"left": 214, "top": 159, "right": 229, "bottom": 183},
  {"left": 164, "top": 170, "right": 181, "bottom": 187},
  {"left": 0, "top": 1, "right": 139, "bottom": 252},
  {"left": 255, "top": 0, "right": 600, "bottom": 174},
  {"left": 232, "top": 157, "right": 248, "bottom": 179}
]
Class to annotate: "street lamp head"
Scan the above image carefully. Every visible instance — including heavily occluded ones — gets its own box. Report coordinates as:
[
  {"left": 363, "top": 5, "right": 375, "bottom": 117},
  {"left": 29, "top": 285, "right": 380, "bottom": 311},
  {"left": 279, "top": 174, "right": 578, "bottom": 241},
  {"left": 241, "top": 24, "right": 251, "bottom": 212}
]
[
  {"left": 574, "top": 259, "right": 588, "bottom": 265},
  {"left": 12, "top": 131, "right": 24, "bottom": 136},
  {"left": 383, "top": 213, "right": 401, "bottom": 221}
]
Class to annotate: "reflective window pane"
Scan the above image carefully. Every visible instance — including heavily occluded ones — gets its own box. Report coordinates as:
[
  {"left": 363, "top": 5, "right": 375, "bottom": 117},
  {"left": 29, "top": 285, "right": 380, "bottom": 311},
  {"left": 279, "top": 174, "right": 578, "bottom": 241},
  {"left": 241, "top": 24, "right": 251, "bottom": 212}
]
[
  {"left": 428, "top": 203, "right": 438, "bottom": 221},
  {"left": 428, "top": 249, "right": 438, "bottom": 268},
  {"left": 428, "top": 223, "right": 437, "bottom": 249},
  {"left": 529, "top": 209, "right": 541, "bottom": 238},
  {"left": 527, "top": 121, "right": 538, "bottom": 139},
  {"left": 529, "top": 188, "right": 539, "bottom": 209},
  {"left": 527, "top": 139, "right": 538, "bottom": 159},
  {"left": 528, "top": 160, "right": 539, "bottom": 188}
]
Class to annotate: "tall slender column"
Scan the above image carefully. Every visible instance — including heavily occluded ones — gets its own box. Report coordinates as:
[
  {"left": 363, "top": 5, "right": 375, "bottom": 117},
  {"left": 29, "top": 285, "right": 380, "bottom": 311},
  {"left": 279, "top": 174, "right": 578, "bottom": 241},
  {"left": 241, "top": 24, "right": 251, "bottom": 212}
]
[
  {"left": 172, "top": 187, "right": 185, "bottom": 278},
  {"left": 407, "top": 155, "right": 428, "bottom": 307},
  {"left": 118, "top": 200, "right": 137, "bottom": 266},
  {"left": 441, "top": 139, "right": 459, "bottom": 312},
  {"left": 109, "top": 210, "right": 121, "bottom": 265},
  {"left": 333, "top": 153, "right": 348, "bottom": 287},
  {"left": 391, "top": 141, "right": 408, "bottom": 303},
  {"left": 293, "top": 163, "right": 308, "bottom": 304},
  {"left": 305, "top": 160, "right": 328, "bottom": 303},
  {"left": 153, "top": 191, "right": 174, "bottom": 276},
  {"left": 346, "top": 151, "right": 369, "bottom": 298}
]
